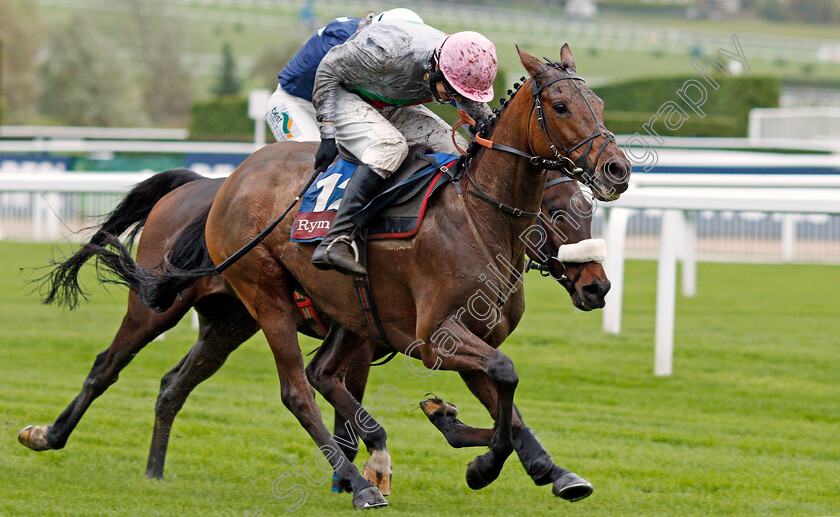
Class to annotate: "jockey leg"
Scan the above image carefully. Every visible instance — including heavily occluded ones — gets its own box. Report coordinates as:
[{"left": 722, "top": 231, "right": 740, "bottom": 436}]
[
  {"left": 265, "top": 84, "right": 320, "bottom": 142},
  {"left": 311, "top": 91, "right": 407, "bottom": 276},
  {"left": 311, "top": 164, "right": 385, "bottom": 276},
  {"left": 387, "top": 105, "right": 469, "bottom": 154}
]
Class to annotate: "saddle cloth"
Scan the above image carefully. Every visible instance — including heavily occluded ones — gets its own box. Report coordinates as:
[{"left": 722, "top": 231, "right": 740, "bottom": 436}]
[{"left": 291, "top": 147, "right": 458, "bottom": 242}]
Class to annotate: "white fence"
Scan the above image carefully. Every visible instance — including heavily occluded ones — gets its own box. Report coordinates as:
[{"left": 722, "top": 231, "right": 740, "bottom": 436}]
[
  {"left": 600, "top": 174, "right": 840, "bottom": 377},
  {"left": 591, "top": 148, "right": 840, "bottom": 265},
  {"left": 2, "top": 146, "right": 839, "bottom": 375},
  {"left": 749, "top": 107, "right": 840, "bottom": 146}
]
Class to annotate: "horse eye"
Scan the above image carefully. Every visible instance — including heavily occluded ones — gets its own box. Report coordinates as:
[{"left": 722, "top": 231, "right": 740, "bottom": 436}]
[{"left": 552, "top": 103, "right": 567, "bottom": 114}]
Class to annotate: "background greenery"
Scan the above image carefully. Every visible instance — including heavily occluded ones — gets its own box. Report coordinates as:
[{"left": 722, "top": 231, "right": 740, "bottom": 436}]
[
  {"left": 2, "top": 241, "right": 838, "bottom": 515},
  {"left": 594, "top": 75, "right": 780, "bottom": 137},
  {"left": 2, "top": 0, "right": 840, "bottom": 130}
]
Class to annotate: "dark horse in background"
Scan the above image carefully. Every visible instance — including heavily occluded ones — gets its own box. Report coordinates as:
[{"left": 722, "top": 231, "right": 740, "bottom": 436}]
[{"left": 21, "top": 46, "right": 629, "bottom": 510}]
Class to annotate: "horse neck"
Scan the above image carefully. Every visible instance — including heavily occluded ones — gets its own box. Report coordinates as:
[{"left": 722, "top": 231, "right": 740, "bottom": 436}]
[{"left": 463, "top": 81, "right": 547, "bottom": 268}]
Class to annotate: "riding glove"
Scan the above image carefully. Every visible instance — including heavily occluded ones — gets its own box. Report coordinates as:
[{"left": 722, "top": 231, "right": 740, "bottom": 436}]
[
  {"left": 469, "top": 117, "right": 490, "bottom": 138},
  {"left": 314, "top": 138, "right": 338, "bottom": 172}
]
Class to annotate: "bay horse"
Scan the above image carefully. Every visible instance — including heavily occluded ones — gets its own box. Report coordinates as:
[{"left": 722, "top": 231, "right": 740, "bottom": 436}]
[
  {"left": 20, "top": 166, "right": 608, "bottom": 493},
  {"left": 26, "top": 45, "right": 629, "bottom": 509}
]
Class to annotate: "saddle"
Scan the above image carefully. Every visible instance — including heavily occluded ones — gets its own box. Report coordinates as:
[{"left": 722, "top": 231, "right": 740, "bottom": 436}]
[{"left": 291, "top": 145, "right": 458, "bottom": 242}]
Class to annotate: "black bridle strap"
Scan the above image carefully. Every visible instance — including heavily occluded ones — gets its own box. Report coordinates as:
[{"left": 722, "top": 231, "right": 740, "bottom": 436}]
[
  {"left": 457, "top": 110, "right": 570, "bottom": 171},
  {"left": 525, "top": 175, "right": 582, "bottom": 285},
  {"left": 532, "top": 175, "right": 575, "bottom": 264},
  {"left": 544, "top": 176, "right": 575, "bottom": 189},
  {"left": 532, "top": 73, "right": 615, "bottom": 176},
  {"left": 465, "top": 170, "right": 541, "bottom": 218}
]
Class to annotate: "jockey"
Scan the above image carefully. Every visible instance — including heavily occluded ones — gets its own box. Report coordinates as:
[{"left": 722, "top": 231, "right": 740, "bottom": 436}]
[
  {"left": 265, "top": 9, "right": 424, "bottom": 142},
  {"left": 310, "top": 23, "right": 497, "bottom": 276}
]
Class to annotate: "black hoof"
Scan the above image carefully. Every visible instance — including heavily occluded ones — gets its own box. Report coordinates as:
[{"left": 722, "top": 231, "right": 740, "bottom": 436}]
[
  {"left": 352, "top": 486, "right": 387, "bottom": 509},
  {"left": 465, "top": 454, "right": 499, "bottom": 490},
  {"left": 552, "top": 471, "right": 593, "bottom": 502}
]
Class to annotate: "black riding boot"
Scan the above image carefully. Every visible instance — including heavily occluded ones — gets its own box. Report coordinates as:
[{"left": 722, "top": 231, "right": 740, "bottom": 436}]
[{"left": 311, "top": 165, "right": 385, "bottom": 276}]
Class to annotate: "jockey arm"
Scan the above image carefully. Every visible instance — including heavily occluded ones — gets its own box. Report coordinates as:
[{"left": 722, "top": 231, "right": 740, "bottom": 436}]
[
  {"left": 454, "top": 97, "right": 493, "bottom": 129},
  {"left": 312, "top": 22, "right": 493, "bottom": 142}
]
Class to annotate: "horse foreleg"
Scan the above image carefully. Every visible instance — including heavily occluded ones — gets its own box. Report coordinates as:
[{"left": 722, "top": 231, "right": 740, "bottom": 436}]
[
  {"left": 306, "top": 329, "right": 391, "bottom": 496},
  {"left": 326, "top": 341, "right": 371, "bottom": 493},
  {"left": 512, "top": 406, "right": 593, "bottom": 502},
  {"left": 146, "top": 296, "right": 258, "bottom": 479},
  {"left": 416, "top": 322, "right": 520, "bottom": 490},
  {"left": 19, "top": 291, "right": 192, "bottom": 452},
  {"left": 450, "top": 372, "right": 593, "bottom": 502},
  {"left": 419, "top": 397, "right": 494, "bottom": 447}
]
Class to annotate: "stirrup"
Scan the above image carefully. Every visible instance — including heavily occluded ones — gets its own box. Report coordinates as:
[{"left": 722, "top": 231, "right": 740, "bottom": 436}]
[{"left": 324, "top": 235, "right": 360, "bottom": 263}]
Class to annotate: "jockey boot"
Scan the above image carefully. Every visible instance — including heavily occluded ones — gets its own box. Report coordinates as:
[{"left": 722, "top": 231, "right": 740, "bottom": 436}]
[{"left": 311, "top": 164, "right": 386, "bottom": 276}]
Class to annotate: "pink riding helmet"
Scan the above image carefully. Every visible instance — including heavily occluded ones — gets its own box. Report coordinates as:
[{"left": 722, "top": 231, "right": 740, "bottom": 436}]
[{"left": 436, "top": 31, "right": 497, "bottom": 103}]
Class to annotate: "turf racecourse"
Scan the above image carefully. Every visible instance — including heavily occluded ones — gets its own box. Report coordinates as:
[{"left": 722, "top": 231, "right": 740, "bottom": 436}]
[{"left": 2, "top": 241, "right": 838, "bottom": 516}]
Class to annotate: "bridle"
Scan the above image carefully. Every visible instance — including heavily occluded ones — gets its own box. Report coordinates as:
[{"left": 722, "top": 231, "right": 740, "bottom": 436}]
[
  {"left": 456, "top": 63, "right": 616, "bottom": 213},
  {"left": 524, "top": 175, "right": 603, "bottom": 293},
  {"left": 530, "top": 62, "right": 617, "bottom": 180}
]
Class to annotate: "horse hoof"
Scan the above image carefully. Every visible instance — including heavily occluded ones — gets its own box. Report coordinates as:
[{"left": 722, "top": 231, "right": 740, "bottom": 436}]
[
  {"left": 18, "top": 425, "right": 50, "bottom": 451},
  {"left": 465, "top": 454, "right": 498, "bottom": 490},
  {"left": 363, "top": 450, "right": 392, "bottom": 496},
  {"left": 419, "top": 398, "right": 458, "bottom": 418},
  {"left": 552, "top": 471, "right": 593, "bottom": 502},
  {"left": 352, "top": 486, "right": 388, "bottom": 509}
]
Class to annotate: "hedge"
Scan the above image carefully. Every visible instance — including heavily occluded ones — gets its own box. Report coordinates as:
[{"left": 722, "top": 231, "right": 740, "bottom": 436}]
[
  {"left": 187, "top": 73, "right": 778, "bottom": 141},
  {"left": 594, "top": 75, "right": 780, "bottom": 137},
  {"left": 189, "top": 96, "right": 254, "bottom": 141}
]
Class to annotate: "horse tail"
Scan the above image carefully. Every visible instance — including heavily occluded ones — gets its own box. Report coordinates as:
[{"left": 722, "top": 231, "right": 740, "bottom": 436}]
[
  {"left": 54, "top": 165, "right": 321, "bottom": 313},
  {"left": 137, "top": 206, "right": 218, "bottom": 313},
  {"left": 75, "top": 205, "right": 218, "bottom": 313},
  {"left": 39, "top": 168, "right": 204, "bottom": 309}
]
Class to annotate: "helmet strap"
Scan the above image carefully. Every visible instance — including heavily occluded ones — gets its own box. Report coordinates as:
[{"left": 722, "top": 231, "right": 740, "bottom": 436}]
[{"left": 424, "top": 60, "right": 449, "bottom": 104}]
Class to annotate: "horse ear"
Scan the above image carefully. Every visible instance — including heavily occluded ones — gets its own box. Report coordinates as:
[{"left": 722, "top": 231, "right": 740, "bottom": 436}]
[
  {"left": 517, "top": 45, "right": 550, "bottom": 79},
  {"left": 560, "top": 43, "right": 576, "bottom": 72}
]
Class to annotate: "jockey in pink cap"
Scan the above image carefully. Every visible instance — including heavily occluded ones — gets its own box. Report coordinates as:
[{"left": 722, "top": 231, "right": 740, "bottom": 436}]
[{"left": 310, "top": 21, "right": 498, "bottom": 276}]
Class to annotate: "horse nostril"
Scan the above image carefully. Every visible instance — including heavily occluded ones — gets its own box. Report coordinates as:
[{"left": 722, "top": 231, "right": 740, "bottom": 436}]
[
  {"left": 581, "top": 281, "right": 605, "bottom": 300},
  {"left": 605, "top": 160, "right": 631, "bottom": 194}
]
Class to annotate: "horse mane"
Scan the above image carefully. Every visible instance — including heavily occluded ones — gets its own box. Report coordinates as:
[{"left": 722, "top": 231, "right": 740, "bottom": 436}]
[
  {"left": 461, "top": 57, "right": 574, "bottom": 167},
  {"left": 460, "top": 74, "right": 529, "bottom": 169}
]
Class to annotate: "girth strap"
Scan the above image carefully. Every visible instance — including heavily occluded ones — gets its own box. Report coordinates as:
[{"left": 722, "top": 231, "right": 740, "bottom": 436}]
[
  {"left": 351, "top": 229, "right": 394, "bottom": 357},
  {"left": 293, "top": 290, "right": 329, "bottom": 339}
]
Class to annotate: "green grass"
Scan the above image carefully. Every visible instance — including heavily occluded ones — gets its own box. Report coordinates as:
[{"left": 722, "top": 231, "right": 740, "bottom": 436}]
[{"left": 1, "top": 241, "right": 839, "bottom": 516}]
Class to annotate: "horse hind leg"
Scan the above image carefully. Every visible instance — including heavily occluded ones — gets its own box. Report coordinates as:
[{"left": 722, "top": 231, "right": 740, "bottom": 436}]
[
  {"left": 146, "top": 295, "right": 258, "bottom": 480},
  {"left": 513, "top": 414, "right": 593, "bottom": 502},
  {"left": 306, "top": 331, "right": 391, "bottom": 495},
  {"left": 19, "top": 291, "right": 192, "bottom": 452},
  {"left": 236, "top": 259, "right": 385, "bottom": 509}
]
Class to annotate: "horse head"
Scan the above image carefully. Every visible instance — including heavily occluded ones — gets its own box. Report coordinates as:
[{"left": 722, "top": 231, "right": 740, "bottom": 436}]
[
  {"left": 515, "top": 45, "right": 631, "bottom": 201},
  {"left": 530, "top": 171, "right": 610, "bottom": 311}
]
